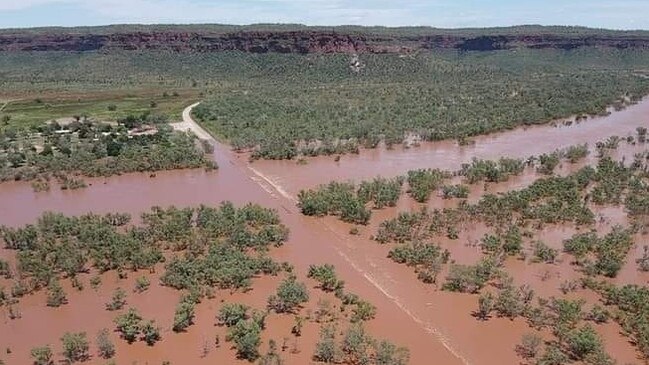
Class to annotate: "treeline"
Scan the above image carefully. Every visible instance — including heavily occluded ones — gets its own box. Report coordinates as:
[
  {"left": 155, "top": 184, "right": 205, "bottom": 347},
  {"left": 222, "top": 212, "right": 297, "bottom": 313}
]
[{"left": 0, "top": 114, "right": 216, "bottom": 189}]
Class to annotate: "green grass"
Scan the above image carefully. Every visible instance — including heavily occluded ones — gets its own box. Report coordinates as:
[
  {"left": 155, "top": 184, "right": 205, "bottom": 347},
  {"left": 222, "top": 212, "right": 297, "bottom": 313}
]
[{"left": 1, "top": 92, "right": 199, "bottom": 130}]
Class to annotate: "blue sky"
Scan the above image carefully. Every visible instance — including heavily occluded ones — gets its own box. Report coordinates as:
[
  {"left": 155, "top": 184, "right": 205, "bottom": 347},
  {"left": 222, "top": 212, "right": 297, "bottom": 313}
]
[{"left": 0, "top": 0, "right": 647, "bottom": 30}]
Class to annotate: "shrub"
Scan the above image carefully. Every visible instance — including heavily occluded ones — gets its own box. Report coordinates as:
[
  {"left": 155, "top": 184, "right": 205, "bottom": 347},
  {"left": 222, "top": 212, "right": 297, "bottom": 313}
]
[
  {"left": 307, "top": 264, "right": 344, "bottom": 292},
  {"left": 226, "top": 319, "right": 262, "bottom": 361},
  {"left": 441, "top": 184, "right": 470, "bottom": 199},
  {"left": 114, "top": 308, "right": 143, "bottom": 343},
  {"left": 134, "top": 276, "right": 150, "bottom": 293},
  {"left": 46, "top": 279, "right": 67, "bottom": 307},
  {"left": 268, "top": 276, "right": 309, "bottom": 314},
  {"left": 141, "top": 320, "right": 161, "bottom": 345},
  {"left": 96, "top": 328, "right": 115, "bottom": 359},
  {"left": 106, "top": 288, "right": 127, "bottom": 311},
  {"left": 30, "top": 346, "right": 53, "bottom": 365},
  {"left": 351, "top": 300, "right": 377, "bottom": 323},
  {"left": 172, "top": 296, "right": 196, "bottom": 332},
  {"left": 60, "top": 332, "right": 89, "bottom": 363},
  {"left": 407, "top": 169, "right": 447, "bottom": 202},
  {"left": 443, "top": 258, "right": 499, "bottom": 293},
  {"left": 313, "top": 325, "right": 339, "bottom": 363},
  {"left": 218, "top": 303, "right": 250, "bottom": 327},
  {"left": 476, "top": 292, "right": 495, "bottom": 320},
  {"left": 533, "top": 241, "right": 558, "bottom": 264},
  {"left": 565, "top": 325, "right": 604, "bottom": 360},
  {"left": 515, "top": 333, "right": 542, "bottom": 359}
]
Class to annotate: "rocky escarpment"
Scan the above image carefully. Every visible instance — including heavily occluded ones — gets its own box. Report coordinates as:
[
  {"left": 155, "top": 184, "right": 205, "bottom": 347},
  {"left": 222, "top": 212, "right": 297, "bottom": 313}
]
[{"left": 1, "top": 28, "right": 648, "bottom": 53}]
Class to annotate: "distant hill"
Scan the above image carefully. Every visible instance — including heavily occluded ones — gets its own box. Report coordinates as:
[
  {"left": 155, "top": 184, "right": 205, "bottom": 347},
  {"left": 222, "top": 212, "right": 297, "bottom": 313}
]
[{"left": 0, "top": 24, "right": 648, "bottom": 53}]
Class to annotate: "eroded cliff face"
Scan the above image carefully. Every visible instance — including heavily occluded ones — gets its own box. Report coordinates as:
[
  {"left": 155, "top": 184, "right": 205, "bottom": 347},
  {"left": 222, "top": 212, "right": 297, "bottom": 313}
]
[{"left": 0, "top": 30, "right": 647, "bottom": 53}]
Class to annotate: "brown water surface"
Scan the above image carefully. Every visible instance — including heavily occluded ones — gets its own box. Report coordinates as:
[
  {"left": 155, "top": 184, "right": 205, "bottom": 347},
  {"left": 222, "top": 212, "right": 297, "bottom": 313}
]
[
  {"left": 249, "top": 99, "right": 649, "bottom": 195},
  {"left": 2, "top": 100, "right": 649, "bottom": 364}
]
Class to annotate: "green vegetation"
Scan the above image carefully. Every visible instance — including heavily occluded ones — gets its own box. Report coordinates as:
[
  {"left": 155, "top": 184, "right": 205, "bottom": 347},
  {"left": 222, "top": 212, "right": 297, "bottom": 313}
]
[
  {"left": 1, "top": 92, "right": 198, "bottom": 130},
  {"left": 357, "top": 177, "right": 404, "bottom": 209},
  {"left": 172, "top": 295, "right": 196, "bottom": 332},
  {"left": 299, "top": 148, "right": 649, "bottom": 362},
  {"left": 532, "top": 241, "right": 558, "bottom": 264},
  {"left": 297, "top": 182, "right": 372, "bottom": 225},
  {"left": 442, "top": 257, "right": 500, "bottom": 294},
  {"left": 114, "top": 307, "right": 161, "bottom": 345},
  {"left": 460, "top": 157, "right": 525, "bottom": 184},
  {"left": 537, "top": 152, "right": 561, "bottom": 175},
  {"left": 0, "top": 202, "right": 287, "bottom": 307},
  {"left": 30, "top": 346, "right": 53, "bottom": 365},
  {"left": 134, "top": 276, "right": 150, "bottom": 293},
  {"left": 105, "top": 288, "right": 127, "bottom": 311},
  {"left": 406, "top": 169, "right": 449, "bottom": 202},
  {"left": 225, "top": 311, "right": 265, "bottom": 361},
  {"left": 96, "top": 328, "right": 115, "bottom": 359},
  {"left": 388, "top": 242, "right": 450, "bottom": 284},
  {"left": 308, "top": 264, "right": 345, "bottom": 293},
  {"left": 0, "top": 114, "right": 215, "bottom": 187},
  {"left": 114, "top": 308, "right": 143, "bottom": 343},
  {"left": 595, "top": 283, "right": 649, "bottom": 358},
  {"left": 312, "top": 324, "right": 409, "bottom": 364},
  {"left": 563, "top": 226, "right": 634, "bottom": 278},
  {"left": 267, "top": 276, "right": 309, "bottom": 314},
  {"left": 45, "top": 278, "right": 67, "bottom": 307},
  {"left": 60, "top": 332, "right": 89, "bottom": 363},
  {"left": 189, "top": 49, "right": 649, "bottom": 159},
  {"left": 218, "top": 303, "right": 250, "bottom": 327},
  {"left": 441, "top": 184, "right": 470, "bottom": 199}
]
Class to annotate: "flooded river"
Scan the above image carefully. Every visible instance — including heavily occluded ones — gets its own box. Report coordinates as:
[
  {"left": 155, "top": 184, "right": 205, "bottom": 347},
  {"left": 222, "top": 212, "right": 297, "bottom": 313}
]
[{"left": 1, "top": 99, "right": 648, "bottom": 364}]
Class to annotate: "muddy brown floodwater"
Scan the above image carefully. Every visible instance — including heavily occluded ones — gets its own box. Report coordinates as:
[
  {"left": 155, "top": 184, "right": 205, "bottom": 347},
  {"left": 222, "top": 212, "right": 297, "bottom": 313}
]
[
  {"left": 249, "top": 98, "right": 649, "bottom": 196},
  {"left": 1, "top": 99, "right": 648, "bottom": 365}
]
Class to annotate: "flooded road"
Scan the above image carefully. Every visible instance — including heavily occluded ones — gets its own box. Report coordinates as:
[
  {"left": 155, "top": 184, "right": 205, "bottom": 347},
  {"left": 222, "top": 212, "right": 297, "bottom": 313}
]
[{"left": 1, "top": 100, "right": 648, "bottom": 364}]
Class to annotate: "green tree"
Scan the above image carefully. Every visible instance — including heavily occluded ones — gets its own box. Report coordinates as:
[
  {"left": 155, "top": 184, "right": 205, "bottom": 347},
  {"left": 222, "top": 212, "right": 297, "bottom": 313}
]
[
  {"left": 313, "top": 325, "right": 339, "bottom": 363},
  {"left": 351, "top": 300, "right": 377, "bottom": 323},
  {"left": 134, "top": 276, "right": 150, "bottom": 293},
  {"left": 30, "top": 346, "right": 53, "bottom": 365},
  {"left": 476, "top": 291, "right": 495, "bottom": 320},
  {"left": 141, "top": 320, "right": 161, "bottom": 346},
  {"left": 226, "top": 319, "right": 262, "bottom": 361},
  {"left": 217, "top": 303, "right": 249, "bottom": 327},
  {"left": 341, "top": 324, "right": 371, "bottom": 365},
  {"left": 374, "top": 340, "right": 410, "bottom": 365},
  {"left": 46, "top": 279, "right": 67, "bottom": 307},
  {"left": 172, "top": 296, "right": 195, "bottom": 332},
  {"left": 96, "top": 328, "right": 115, "bottom": 359},
  {"left": 566, "top": 325, "right": 603, "bottom": 360},
  {"left": 268, "top": 276, "right": 309, "bottom": 314},
  {"left": 60, "top": 332, "right": 89, "bottom": 363},
  {"left": 105, "top": 288, "right": 126, "bottom": 311},
  {"left": 114, "top": 308, "right": 142, "bottom": 343},
  {"left": 307, "top": 264, "right": 344, "bottom": 292}
]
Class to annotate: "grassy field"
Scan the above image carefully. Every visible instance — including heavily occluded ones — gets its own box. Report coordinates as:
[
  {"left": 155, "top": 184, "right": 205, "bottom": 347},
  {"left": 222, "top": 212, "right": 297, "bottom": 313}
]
[{"left": 0, "top": 90, "right": 202, "bottom": 130}]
